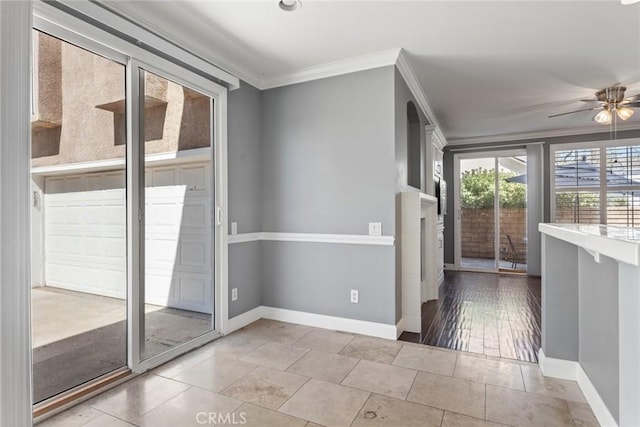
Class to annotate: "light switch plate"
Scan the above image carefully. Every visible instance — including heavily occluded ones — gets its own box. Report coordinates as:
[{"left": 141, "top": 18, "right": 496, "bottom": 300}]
[
  {"left": 231, "top": 222, "right": 238, "bottom": 235},
  {"left": 231, "top": 288, "right": 238, "bottom": 301},
  {"left": 368, "top": 222, "right": 382, "bottom": 236}
]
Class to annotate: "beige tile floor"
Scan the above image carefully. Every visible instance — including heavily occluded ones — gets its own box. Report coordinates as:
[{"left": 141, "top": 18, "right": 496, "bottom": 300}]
[{"left": 38, "top": 319, "right": 600, "bottom": 427}]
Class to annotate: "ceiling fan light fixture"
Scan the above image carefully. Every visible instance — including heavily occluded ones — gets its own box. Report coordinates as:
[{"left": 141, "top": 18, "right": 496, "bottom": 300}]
[
  {"left": 594, "top": 109, "right": 612, "bottom": 125},
  {"left": 616, "top": 107, "right": 635, "bottom": 120},
  {"left": 279, "top": 0, "right": 301, "bottom": 12}
]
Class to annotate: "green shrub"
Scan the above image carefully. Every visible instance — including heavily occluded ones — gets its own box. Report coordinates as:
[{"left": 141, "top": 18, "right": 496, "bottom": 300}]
[{"left": 461, "top": 168, "right": 526, "bottom": 209}]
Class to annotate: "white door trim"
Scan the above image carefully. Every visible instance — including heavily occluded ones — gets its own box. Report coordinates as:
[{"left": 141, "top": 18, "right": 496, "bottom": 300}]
[{"left": 0, "top": 1, "right": 33, "bottom": 425}]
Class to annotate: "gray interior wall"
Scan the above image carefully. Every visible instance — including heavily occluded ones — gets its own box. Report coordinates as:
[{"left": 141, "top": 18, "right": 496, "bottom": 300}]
[
  {"left": 541, "top": 235, "right": 579, "bottom": 361},
  {"left": 227, "top": 81, "right": 263, "bottom": 318},
  {"left": 262, "top": 67, "right": 396, "bottom": 234},
  {"left": 443, "top": 129, "right": 640, "bottom": 267},
  {"left": 578, "top": 249, "right": 619, "bottom": 423},
  {"left": 261, "top": 67, "right": 397, "bottom": 324},
  {"left": 394, "top": 68, "right": 429, "bottom": 322},
  {"left": 262, "top": 242, "right": 396, "bottom": 324},
  {"left": 228, "top": 242, "right": 262, "bottom": 318}
]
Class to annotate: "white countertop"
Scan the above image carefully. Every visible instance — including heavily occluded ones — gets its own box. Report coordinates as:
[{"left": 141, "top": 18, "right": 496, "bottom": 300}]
[{"left": 539, "top": 223, "right": 640, "bottom": 266}]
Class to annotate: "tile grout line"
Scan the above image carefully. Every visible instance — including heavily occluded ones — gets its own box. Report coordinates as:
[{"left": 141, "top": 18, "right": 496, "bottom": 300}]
[
  {"left": 347, "top": 391, "right": 372, "bottom": 427},
  {"left": 273, "top": 375, "right": 312, "bottom": 414},
  {"left": 405, "top": 366, "right": 420, "bottom": 402},
  {"left": 484, "top": 383, "right": 488, "bottom": 421}
]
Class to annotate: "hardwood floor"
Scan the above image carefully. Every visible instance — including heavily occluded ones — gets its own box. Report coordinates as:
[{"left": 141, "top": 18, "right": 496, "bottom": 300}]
[{"left": 399, "top": 271, "right": 541, "bottom": 363}]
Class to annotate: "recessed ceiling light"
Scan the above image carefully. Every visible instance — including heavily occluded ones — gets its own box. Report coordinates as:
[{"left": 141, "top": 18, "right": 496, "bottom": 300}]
[
  {"left": 279, "top": 0, "right": 301, "bottom": 12},
  {"left": 621, "top": 0, "right": 640, "bottom": 4}
]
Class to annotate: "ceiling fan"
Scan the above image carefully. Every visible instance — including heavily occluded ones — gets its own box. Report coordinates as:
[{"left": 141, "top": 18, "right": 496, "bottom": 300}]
[{"left": 548, "top": 86, "right": 640, "bottom": 125}]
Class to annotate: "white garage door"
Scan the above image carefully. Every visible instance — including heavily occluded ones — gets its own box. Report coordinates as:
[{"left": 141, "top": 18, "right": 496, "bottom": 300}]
[{"left": 43, "top": 162, "right": 213, "bottom": 314}]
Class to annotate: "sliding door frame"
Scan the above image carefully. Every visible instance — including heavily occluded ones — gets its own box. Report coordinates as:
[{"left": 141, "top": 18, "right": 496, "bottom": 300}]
[
  {"left": 454, "top": 149, "right": 526, "bottom": 272},
  {"left": 32, "top": 1, "right": 229, "bottom": 383},
  {"left": 131, "top": 59, "right": 228, "bottom": 372}
]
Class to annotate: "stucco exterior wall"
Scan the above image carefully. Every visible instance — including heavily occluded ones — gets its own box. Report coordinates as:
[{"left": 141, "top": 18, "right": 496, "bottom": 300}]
[{"left": 31, "top": 31, "right": 211, "bottom": 168}]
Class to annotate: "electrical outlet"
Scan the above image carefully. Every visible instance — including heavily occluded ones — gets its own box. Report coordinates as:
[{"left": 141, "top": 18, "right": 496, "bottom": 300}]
[
  {"left": 368, "top": 222, "right": 382, "bottom": 236},
  {"left": 231, "top": 288, "right": 238, "bottom": 301},
  {"left": 350, "top": 289, "right": 359, "bottom": 304},
  {"left": 231, "top": 222, "right": 238, "bottom": 235}
]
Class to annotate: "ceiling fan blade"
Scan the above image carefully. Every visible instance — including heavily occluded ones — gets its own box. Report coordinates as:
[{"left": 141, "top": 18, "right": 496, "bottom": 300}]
[
  {"left": 580, "top": 99, "right": 603, "bottom": 104},
  {"left": 548, "top": 106, "right": 602, "bottom": 118},
  {"left": 623, "top": 94, "right": 640, "bottom": 103}
]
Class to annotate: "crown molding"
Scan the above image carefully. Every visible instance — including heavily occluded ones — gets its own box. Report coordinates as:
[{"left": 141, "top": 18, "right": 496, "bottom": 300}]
[
  {"left": 395, "top": 49, "right": 447, "bottom": 146},
  {"left": 260, "top": 48, "right": 402, "bottom": 90},
  {"left": 447, "top": 123, "right": 640, "bottom": 146}
]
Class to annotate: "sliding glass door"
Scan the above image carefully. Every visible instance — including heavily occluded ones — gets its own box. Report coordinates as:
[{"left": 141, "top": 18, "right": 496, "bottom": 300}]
[
  {"left": 455, "top": 152, "right": 527, "bottom": 273},
  {"left": 140, "top": 69, "right": 215, "bottom": 360},
  {"left": 458, "top": 157, "right": 497, "bottom": 270},
  {"left": 30, "top": 30, "right": 128, "bottom": 403},
  {"left": 30, "top": 20, "right": 225, "bottom": 406}
]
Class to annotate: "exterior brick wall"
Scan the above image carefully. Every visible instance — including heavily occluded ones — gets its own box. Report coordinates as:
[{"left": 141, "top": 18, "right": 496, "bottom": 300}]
[{"left": 461, "top": 207, "right": 527, "bottom": 263}]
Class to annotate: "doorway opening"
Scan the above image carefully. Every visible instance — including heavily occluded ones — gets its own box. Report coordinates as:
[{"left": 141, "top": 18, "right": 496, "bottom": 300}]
[
  {"left": 30, "top": 25, "right": 223, "bottom": 408},
  {"left": 454, "top": 152, "right": 528, "bottom": 274},
  {"left": 398, "top": 271, "right": 541, "bottom": 363}
]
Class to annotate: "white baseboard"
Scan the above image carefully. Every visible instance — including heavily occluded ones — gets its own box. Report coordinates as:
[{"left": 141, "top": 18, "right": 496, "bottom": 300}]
[
  {"left": 226, "top": 306, "right": 398, "bottom": 340},
  {"left": 443, "top": 263, "right": 456, "bottom": 271},
  {"left": 400, "top": 314, "right": 421, "bottom": 334},
  {"left": 226, "top": 306, "right": 264, "bottom": 334},
  {"left": 577, "top": 364, "right": 618, "bottom": 427},
  {"left": 396, "top": 318, "right": 406, "bottom": 339},
  {"left": 227, "top": 306, "right": 415, "bottom": 341},
  {"left": 538, "top": 349, "right": 617, "bottom": 427},
  {"left": 537, "top": 348, "right": 577, "bottom": 380}
]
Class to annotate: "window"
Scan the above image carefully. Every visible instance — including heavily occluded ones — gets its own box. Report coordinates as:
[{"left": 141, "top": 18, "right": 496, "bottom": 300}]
[{"left": 552, "top": 140, "right": 640, "bottom": 227}]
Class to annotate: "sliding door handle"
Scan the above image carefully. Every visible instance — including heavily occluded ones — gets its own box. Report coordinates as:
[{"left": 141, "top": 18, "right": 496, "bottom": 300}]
[{"left": 215, "top": 206, "right": 223, "bottom": 226}]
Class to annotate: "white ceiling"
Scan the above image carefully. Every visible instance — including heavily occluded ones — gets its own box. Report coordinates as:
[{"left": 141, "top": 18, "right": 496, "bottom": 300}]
[{"left": 105, "top": 0, "right": 640, "bottom": 142}]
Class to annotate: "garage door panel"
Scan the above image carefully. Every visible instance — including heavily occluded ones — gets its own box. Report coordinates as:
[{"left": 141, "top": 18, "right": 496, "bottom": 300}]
[
  {"left": 46, "top": 178, "right": 65, "bottom": 194},
  {"left": 85, "top": 174, "right": 104, "bottom": 191},
  {"left": 105, "top": 171, "right": 125, "bottom": 189},
  {"left": 179, "top": 277, "right": 211, "bottom": 312},
  {"left": 84, "top": 206, "right": 103, "bottom": 225},
  {"left": 65, "top": 177, "right": 83, "bottom": 192},
  {"left": 47, "top": 265, "right": 125, "bottom": 299},
  {"left": 181, "top": 165, "right": 208, "bottom": 191},
  {"left": 104, "top": 237, "right": 126, "bottom": 259},
  {"left": 85, "top": 238, "right": 103, "bottom": 257},
  {"left": 103, "top": 207, "right": 125, "bottom": 227},
  {"left": 180, "top": 241, "right": 208, "bottom": 267},
  {"left": 151, "top": 168, "right": 177, "bottom": 187},
  {"left": 182, "top": 204, "right": 207, "bottom": 229},
  {"left": 144, "top": 272, "right": 174, "bottom": 306},
  {"left": 44, "top": 163, "right": 212, "bottom": 313},
  {"left": 146, "top": 202, "right": 182, "bottom": 227}
]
